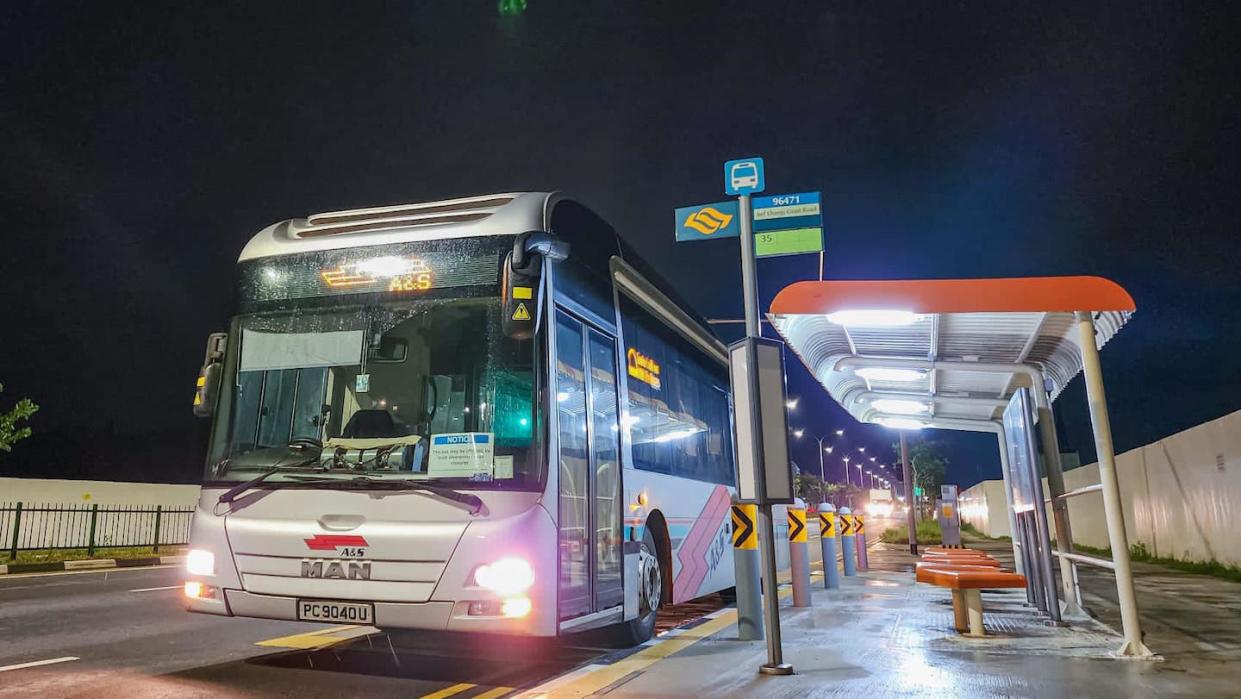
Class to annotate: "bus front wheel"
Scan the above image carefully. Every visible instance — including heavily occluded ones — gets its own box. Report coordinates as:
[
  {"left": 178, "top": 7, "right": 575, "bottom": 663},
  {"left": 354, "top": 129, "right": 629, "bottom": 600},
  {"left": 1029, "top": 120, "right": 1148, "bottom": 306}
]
[{"left": 611, "top": 530, "right": 662, "bottom": 645}]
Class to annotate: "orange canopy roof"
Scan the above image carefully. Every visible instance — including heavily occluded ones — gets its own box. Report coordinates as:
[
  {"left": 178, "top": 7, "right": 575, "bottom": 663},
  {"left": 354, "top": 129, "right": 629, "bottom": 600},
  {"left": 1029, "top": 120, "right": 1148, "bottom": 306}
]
[{"left": 770, "top": 276, "right": 1135, "bottom": 316}]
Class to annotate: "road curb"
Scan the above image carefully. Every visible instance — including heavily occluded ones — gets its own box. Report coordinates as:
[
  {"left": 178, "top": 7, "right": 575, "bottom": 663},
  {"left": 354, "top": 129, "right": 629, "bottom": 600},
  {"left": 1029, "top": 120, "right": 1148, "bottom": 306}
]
[{"left": 0, "top": 555, "right": 184, "bottom": 576}]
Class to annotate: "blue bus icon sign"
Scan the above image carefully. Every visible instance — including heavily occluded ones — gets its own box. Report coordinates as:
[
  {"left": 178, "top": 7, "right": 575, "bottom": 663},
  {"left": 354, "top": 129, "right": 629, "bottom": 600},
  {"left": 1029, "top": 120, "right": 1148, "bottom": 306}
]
[{"left": 724, "top": 157, "right": 765, "bottom": 196}]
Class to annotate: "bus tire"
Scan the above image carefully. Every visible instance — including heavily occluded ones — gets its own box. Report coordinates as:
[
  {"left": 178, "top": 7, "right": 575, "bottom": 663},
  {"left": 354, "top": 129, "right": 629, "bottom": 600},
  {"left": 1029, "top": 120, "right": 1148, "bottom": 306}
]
[{"left": 611, "top": 529, "right": 662, "bottom": 645}]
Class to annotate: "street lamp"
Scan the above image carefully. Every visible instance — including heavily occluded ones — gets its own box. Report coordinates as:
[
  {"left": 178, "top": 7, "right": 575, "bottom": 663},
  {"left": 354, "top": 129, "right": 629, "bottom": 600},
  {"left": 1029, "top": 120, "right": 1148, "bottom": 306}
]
[
  {"left": 842, "top": 455, "right": 851, "bottom": 487},
  {"left": 795, "top": 431, "right": 845, "bottom": 488},
  {"left": 835, "top": 429, "right": 844, "bottom": 436}
]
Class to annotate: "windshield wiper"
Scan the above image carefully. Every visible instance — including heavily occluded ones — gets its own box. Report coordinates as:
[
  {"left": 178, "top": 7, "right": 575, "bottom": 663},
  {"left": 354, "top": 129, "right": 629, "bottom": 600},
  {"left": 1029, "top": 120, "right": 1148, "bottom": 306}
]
[
  {"left": 216, "top": 458, "right": 323, "bottom": 504},
  {"left": 285, "top": 475, "right": 484, "bottom": 515}
]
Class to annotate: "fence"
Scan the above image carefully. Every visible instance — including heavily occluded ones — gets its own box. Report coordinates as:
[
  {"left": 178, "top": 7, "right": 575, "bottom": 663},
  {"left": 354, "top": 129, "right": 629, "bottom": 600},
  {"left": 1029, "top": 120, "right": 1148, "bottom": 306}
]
[{"left": 1, "top": 502, "right": 195, "bottom": 559}]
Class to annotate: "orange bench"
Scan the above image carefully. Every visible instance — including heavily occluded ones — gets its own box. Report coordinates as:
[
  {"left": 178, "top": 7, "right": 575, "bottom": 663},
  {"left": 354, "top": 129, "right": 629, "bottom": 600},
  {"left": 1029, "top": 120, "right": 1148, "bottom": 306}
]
[
  {"left": 916, "top": 560, "right": 1001, "bottom": 576},
  {"left": 922, "top": 551, "right": 999, "bottom": 561},
  {"left": 917, "top": 565, "right": 1026, "bottom": 636}
]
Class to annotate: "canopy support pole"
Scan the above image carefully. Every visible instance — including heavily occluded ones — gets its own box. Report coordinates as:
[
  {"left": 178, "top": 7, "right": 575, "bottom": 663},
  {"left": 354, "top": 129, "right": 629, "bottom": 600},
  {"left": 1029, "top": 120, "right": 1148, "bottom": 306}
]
[{"left": 1075, "top": 311, "right": 1152, "bottom": 658}]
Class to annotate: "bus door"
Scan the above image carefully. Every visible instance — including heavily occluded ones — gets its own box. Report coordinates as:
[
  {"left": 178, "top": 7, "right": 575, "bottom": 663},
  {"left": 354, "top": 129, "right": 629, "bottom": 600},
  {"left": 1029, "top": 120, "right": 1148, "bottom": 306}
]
[{"left": 554, "top": 310, "right": 624, "bottom": 620}]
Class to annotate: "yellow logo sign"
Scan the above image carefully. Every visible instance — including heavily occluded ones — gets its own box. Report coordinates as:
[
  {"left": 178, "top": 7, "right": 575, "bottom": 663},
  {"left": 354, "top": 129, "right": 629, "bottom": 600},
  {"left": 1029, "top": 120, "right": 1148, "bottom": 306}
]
[
  {"left": 512, "top": 302, "right": 531, "bottom": 321},
  {"left": 682, "top": 207, "right": 734, "bottom": 235}
]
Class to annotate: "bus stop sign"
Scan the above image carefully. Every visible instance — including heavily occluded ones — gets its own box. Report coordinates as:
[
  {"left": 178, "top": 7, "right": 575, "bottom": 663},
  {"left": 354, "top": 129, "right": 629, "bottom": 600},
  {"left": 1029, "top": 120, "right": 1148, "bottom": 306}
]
[{"left": 724, "top": 157, "right": 765, "bottom": 196}]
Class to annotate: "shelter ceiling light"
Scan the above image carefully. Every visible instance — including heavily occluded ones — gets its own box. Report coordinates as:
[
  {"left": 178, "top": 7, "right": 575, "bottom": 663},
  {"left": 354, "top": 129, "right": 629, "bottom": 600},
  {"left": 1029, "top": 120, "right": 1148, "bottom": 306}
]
[
  {"left": 825, "top": 310, "right": 923, "bottom": 327},
  {"left": 874, "top": 416, "right": 927, "bottom": 430},
  {"left": 854, "top": 367, "right": 928, "bottom": 383},
  {"left": 870, "top": 398, "right": 931, "bottom": 415}
]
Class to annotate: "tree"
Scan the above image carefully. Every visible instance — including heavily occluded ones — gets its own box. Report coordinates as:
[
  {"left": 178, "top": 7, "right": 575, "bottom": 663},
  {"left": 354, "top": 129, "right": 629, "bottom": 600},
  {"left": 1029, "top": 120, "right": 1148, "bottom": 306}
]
[
  {"left": 0, "top": 383, "right": 38, "bottom": 453},
  {"left": 793, "top": 471, "right": 827, "bottom": 505},
  {"left": 891, "top": 439, "right": 949, "bottom": 495}
]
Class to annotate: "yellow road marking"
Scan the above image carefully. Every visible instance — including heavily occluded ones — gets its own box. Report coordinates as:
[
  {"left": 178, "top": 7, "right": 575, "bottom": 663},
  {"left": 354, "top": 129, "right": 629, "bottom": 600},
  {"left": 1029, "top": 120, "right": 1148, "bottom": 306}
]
[
  {"left": 471, "top": 687, "right": 515, "bottom": 699},
  {"left": 420, "top": 683, "right": 477, "bottom": 699},
  {"left": 255, "top": 624, "right": 374, "bottom": 650}
]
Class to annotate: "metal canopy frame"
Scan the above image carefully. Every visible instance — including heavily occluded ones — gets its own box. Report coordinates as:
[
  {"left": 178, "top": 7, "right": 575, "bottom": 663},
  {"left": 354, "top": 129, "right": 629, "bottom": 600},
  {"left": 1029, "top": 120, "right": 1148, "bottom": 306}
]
[{"left": 767, "top": 275, "right": 1154, "bottom": 658}]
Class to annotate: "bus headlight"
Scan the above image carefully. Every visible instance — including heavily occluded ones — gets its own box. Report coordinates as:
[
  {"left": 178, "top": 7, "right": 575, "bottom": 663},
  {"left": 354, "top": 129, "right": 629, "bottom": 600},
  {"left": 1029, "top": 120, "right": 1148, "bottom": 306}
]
[
  {"left": 186, "top": 549, "right": 215, "bottom": 576},
  {"left": 472, "top": 557, "right": 534, "bottom": 596}
]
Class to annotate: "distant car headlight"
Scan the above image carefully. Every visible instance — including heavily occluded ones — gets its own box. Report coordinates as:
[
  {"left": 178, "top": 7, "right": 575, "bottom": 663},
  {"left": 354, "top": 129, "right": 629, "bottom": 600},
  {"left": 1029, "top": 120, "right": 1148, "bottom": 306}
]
[
  {"left": 866, "top": 503, "right": 893, "bottom": 517},
  {"left": 186, "top": 549, "right": 215, "bottom": 576},
  {"left": 472, "top": 557, "right": 534, "bottom": 596}
]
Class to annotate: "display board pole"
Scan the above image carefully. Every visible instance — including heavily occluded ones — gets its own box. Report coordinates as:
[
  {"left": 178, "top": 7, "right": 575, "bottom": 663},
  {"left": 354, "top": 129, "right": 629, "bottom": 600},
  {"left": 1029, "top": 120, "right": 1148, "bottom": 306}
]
[{"left": 738, "top": 193, "right": 791, "bottom": 675}]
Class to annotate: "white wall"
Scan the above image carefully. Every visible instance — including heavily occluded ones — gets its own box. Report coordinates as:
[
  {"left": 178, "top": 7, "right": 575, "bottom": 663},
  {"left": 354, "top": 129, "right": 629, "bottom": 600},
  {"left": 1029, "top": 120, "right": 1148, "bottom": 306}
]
[
  {"left": 959, "top": 479, "right": 1010, "bottom": 538},
  {"left": 959, "top": 410, "right": 1241, "bottom": 565},
  {"left": 0, "top": 478, "right": 201, "bottom": 507}
]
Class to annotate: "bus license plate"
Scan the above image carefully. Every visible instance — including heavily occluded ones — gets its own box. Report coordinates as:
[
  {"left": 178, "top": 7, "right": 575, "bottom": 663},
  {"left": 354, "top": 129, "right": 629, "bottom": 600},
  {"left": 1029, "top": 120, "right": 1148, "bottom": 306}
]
[{"left": 297, "top": 600, "right": 374, "bottom": 624}]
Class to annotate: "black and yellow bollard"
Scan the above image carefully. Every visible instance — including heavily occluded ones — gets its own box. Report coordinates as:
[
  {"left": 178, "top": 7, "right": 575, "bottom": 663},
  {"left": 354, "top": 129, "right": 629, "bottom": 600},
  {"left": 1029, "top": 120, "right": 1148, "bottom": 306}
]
[
  {"left": 787, "top": 505, "right": 811, "bottom": 607},
  {"left": 818, "top": 502, "right": 840, "bottom": 589},
  {"left": 840, "top": 507, "right": 857, "bottom": 576},
  {"left": 731, "top": 502, "right": 763, "bottom": 640},
  {"left": 855, "top": 513, "right": 869, "bottom": 571}
]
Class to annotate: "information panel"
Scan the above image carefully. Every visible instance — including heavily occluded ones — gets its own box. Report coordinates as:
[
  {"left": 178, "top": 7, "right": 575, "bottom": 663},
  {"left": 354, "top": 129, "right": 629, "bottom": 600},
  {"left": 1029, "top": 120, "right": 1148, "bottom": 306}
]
[{"left": 751, "top": 192, "right": 823, "bottom": 258}]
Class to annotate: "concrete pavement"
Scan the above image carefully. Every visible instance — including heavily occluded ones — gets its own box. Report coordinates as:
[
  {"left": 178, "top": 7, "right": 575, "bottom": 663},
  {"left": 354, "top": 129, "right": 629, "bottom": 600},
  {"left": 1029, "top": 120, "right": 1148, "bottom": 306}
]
[{"left": 537, "top": 543, "right": 1241, "bottom": 697}]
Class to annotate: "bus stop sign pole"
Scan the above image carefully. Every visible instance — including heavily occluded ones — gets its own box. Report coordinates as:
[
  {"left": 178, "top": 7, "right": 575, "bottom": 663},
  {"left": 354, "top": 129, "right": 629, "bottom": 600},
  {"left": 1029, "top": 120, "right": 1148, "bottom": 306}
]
[{"left": 726, "top": 157, "right": 793, "bottom": 676}]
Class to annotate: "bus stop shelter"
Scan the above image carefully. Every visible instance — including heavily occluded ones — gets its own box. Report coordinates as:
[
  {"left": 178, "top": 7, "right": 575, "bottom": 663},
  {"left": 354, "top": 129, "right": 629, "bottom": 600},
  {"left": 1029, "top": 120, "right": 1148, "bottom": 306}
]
[{"left": 767, "top": 275, "right": 1153, "bottom": 657}]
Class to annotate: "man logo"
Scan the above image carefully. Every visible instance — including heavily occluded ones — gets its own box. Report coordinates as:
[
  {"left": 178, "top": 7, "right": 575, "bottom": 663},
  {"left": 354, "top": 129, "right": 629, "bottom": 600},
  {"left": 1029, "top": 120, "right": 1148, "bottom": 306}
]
[
  {"left": 301, "top": 559, "right": 372, "bottom": 580},
  {"left": 682, "top": 206, "right": 734, "bottom": 235}
]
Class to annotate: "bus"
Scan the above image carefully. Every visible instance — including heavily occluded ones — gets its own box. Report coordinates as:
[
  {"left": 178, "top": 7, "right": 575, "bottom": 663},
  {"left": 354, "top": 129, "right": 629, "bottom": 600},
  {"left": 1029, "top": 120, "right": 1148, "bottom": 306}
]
[{"left": 186, "top": 192, "right": 738, "bottom": 644}]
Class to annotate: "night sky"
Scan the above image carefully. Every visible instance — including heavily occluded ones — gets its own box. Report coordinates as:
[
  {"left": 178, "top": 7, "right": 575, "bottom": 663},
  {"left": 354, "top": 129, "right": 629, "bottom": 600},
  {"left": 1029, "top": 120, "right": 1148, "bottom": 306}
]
[{"left": 2, "top": 2, "right": 1237, "bottom": 487}]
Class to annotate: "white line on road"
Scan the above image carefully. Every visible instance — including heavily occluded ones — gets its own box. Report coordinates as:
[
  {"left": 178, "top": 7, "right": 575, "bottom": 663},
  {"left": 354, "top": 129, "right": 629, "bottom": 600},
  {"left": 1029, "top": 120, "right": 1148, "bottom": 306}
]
[
  {"left": 0, "top": 656, "right": 80, "bottom": 673},
  {"left": 129, "top": 585, "right": 181, "bottom": 592},
  {"left": 0, "top": 563, "right": 179, "bottom": 581}
]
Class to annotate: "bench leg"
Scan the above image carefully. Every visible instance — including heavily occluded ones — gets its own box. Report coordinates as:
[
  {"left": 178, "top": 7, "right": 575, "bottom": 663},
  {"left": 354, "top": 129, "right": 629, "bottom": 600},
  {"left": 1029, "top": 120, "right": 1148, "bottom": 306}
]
[
  {"left": 965, "top": 589, "right": 985, "bottom": 637},
  {"left": 951, "top": 590, "right": 968, "bottom": 632}
]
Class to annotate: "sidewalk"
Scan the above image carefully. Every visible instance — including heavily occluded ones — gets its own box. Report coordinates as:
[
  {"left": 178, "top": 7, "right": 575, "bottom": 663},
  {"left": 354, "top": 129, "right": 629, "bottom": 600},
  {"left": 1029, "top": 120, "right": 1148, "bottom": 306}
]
[
  {"left": 0, "top": 554, "right": 185, "bottom": 575},
  {"left": 531, "top": 543, "right": 1241, "bottom": 697}
]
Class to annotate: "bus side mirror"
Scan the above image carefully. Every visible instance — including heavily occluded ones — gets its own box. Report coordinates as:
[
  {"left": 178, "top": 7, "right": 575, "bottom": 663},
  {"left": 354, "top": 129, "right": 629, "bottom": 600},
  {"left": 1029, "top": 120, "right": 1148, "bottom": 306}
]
[
  {"left": 193, "top": 332, "right": 228, "bottom": 418},
  {"left": 502, "top": 232, "right": 569, "bottom": 340}
]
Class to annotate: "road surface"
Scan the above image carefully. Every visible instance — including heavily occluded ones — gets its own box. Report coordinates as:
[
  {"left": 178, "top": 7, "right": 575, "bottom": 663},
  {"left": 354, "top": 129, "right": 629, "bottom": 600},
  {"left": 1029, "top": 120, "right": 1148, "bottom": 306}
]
[{"left": 0, "top": 561, "right": 736, "bottom": 697}]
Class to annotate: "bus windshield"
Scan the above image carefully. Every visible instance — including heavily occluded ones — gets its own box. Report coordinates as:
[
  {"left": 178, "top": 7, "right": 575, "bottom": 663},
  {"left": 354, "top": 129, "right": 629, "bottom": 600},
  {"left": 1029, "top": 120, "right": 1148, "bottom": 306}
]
[{"left": 205, "top": 296, "right": 539, "bottom": 490}]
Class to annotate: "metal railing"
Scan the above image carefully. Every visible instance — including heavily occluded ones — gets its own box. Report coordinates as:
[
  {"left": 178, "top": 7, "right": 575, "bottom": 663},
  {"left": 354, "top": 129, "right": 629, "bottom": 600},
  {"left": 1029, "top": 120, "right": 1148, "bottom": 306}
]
[
  {"left": 1, "top": 502, "right": 195, "bottom": 559},
  {"left": 1043, "top": 482, "right": 1115, "bottom": 571}
]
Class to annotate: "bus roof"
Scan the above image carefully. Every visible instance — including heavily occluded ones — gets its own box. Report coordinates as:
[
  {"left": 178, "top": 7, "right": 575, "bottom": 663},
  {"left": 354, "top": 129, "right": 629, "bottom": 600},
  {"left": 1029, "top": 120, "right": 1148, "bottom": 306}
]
[
  {"left": 237, "top": 190, "right": 726, "bottom": 352},
  {"left": 239, "top": 192, "right": 555, "bottom": 262}
]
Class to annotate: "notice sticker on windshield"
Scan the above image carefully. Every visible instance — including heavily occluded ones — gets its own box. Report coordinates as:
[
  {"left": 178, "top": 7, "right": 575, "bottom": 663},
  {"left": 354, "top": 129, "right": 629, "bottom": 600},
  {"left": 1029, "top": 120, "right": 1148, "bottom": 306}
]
[
  {"left": 355, "top": 374, "right": 370, "bottom": 393},
  {"left": 493, "top": 455, "right": 514, "bottom": 479},
  {"left": 428, "top": 433, "right": 494, "bottom": 479}
]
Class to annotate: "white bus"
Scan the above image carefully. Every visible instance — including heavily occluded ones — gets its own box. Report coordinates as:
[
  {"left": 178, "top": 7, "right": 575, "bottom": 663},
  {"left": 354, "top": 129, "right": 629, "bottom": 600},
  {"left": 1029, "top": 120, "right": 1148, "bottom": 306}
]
[{"left": 186, "top": 192, "right": 738, "bottom": 643}]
